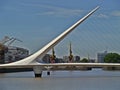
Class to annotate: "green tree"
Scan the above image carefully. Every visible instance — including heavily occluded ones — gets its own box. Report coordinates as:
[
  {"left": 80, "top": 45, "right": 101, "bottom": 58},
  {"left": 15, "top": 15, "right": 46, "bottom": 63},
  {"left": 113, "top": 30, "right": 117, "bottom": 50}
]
[
  {"left": 81, "top": 58, "right": 89, "bottom": 63},
  {"left": 104, "top": 53, "right": 120, "bottom": 63}
]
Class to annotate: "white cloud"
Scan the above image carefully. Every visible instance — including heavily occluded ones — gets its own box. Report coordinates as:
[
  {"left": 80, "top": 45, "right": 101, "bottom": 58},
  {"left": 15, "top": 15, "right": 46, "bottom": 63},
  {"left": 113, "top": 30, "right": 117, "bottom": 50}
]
[
  {"left": 20, "top": 3, "right": 83, "bottom": 17},
  {"left": 37, "top": 6, "right": 83, "bottom": 17},
  {"left": 97, "top": 14, "right": 109, "bottom": 18},
  {"left": 111, "top": 11, "right": 120, "bottom": 17},
  {"left": 36, "top": 9, "right": 83, "bottom": 17},
  {"left": 94, "top": 10, "right": 120, "bottom": 19}
]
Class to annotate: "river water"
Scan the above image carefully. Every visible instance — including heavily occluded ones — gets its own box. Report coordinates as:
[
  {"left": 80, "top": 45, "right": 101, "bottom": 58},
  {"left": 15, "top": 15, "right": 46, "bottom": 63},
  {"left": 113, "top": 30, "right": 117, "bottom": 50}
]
[{"left": 0, "top": 69, "right": 120, "bottom": 90}]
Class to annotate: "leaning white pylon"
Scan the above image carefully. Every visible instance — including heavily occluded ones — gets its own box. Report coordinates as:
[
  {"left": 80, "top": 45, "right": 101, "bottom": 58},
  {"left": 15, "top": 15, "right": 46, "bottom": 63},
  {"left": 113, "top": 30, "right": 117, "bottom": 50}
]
[{"left": 0, "top": 6, "right": 99, "bottom": 66}]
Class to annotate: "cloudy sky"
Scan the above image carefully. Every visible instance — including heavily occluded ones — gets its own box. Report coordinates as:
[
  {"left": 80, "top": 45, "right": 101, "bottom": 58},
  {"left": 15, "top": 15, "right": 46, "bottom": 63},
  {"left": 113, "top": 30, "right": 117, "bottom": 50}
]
[{"left": 0, "top": 0, "right": 120, "bottom": 59}]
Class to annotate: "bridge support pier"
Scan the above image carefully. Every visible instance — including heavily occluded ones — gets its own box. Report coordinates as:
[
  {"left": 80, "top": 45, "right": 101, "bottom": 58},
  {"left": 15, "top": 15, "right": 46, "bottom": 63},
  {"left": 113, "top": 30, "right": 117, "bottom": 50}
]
[
  {"left": 33, "top": 66, "right": 42, "bottom": 78},
  {"left": 47, "top": 71, "right": 50, "bottom": 75}
]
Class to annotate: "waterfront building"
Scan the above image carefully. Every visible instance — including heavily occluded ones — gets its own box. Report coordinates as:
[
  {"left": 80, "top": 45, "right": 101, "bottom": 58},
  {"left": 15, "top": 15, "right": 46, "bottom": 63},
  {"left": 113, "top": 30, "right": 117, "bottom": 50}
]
[
  {"left": 42, "top": 54, "right": 63, "bottom": 63},
  {"left": 63, "top": 56, "right": 69, "bottom": 63},
  {"left": 0, "top": 45, "right": 29, "bottom": 64},
  {"left": 89, "top": 59, "right": 95, "bottom": 63},
  {"left": 63, "top": 55, "right": 80, "bottom": 63},
  {"left": 97, "top": 51, "right": 107, "bottom": 63},
  {"left": 42, "top": 54, "right": 51, "bottom": 63},
  {"left": 73, "top": 56, "right": 80, "bottom": 62},
  {"left": 0, "top": 36, "right": 29, "bottom": 64},
  {"left": 0, "top": 46, "right": 7, "bottom": 64},
  {"left": 5, "top": 46, "right": 29, "bottom": 63},
  {"left": 55, "top": 58, "right": 63, "bottom": 63}
]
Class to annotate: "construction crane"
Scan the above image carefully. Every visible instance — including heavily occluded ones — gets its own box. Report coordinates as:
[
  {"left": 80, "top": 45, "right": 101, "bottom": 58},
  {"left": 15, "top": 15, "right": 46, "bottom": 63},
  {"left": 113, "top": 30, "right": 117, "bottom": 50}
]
[
  {"left": 0, "top": 36, "right": 10, "bottom": 44},
  {"left": 0, "top": 36, "right": 22, "bottom": 52},
  {"left": 7, "top": 37, "right": 22, "bottom": 46},
  {"left": 0, "top": 36, "right": 23, "bottom": 46}
]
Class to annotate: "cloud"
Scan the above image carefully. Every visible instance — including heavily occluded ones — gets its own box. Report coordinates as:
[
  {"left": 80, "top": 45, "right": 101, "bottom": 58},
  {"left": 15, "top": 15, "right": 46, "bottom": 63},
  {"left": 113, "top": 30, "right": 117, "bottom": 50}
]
[
  {"left": 20, "top": 3, "right": 83, "bottom": 17},
  {"left": 111, "top": 11, "right": 120, "bottom": 17},
  {"left": 95, "top": 10, "right": 120, "bottom": 19},
  {"left": 97, "top": 14, "right": 109, "bottom": 18},
  {"left": 36, "top": 9, "right": 83, "bottom": 17}
]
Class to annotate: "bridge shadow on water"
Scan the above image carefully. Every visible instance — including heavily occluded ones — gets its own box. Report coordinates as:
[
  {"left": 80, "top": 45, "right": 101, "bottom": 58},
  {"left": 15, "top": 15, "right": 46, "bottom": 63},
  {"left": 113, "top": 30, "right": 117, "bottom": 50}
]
[{"left": 1, "top": 68, "right": 120, "bottom": 78}]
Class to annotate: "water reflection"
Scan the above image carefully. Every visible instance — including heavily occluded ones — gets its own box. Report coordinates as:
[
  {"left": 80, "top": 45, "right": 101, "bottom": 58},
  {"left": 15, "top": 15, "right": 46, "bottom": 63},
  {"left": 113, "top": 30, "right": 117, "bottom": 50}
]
[{"left": 0, "top": 69, "right": 120, "bottom": 90}]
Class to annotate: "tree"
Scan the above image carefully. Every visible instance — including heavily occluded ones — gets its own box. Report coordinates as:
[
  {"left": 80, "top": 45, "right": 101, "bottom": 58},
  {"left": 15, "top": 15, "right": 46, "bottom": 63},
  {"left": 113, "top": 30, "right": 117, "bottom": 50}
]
[
  {"left": 104, "top": 53, "right": 120, "bottom": 63},
  {"left": 81, "top": 58, "right": 89, "bottom": 63}
]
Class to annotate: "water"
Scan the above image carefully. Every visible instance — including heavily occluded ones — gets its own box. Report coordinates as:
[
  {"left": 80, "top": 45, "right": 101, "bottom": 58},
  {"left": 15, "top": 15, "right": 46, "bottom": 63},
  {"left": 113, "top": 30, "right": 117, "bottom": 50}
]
[{"left": 0, "top": 69, "right": 120, "bottom": 90}]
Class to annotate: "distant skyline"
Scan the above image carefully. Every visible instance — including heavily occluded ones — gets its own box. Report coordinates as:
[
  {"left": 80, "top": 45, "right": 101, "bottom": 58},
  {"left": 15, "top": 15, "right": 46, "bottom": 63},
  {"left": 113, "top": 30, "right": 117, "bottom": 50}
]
[{"left": 0, "top": 0, "right": 120, "bottom": 59}]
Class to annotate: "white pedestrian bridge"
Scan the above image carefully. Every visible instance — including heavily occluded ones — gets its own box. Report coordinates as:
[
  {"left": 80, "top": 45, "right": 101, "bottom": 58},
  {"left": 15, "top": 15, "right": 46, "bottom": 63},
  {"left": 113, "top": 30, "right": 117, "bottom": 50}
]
[{"left": 1, "top": 6, "right": 120, "bottom": 77}]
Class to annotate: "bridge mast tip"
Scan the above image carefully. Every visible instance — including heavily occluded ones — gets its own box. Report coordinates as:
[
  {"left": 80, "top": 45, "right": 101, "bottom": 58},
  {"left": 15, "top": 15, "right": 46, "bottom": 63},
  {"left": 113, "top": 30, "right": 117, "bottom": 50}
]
[{"left": 96, "top": 6, "right": 100, "bottom": 9}]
